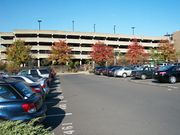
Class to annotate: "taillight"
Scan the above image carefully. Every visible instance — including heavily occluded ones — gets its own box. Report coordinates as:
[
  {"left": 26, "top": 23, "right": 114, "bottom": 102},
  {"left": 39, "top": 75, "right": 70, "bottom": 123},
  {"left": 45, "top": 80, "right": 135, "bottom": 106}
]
[
  {"left": 41, "top": 84, "right": 46, "bottom": 88},
  {"left": 159, "top": 72, "right": 166, "bottom": 75},
  {"left": 32, "top": 88, "right": 42, "bottom": 93},
  {"left": 22, "top": 103, "right": 36, "bottom": 113}
]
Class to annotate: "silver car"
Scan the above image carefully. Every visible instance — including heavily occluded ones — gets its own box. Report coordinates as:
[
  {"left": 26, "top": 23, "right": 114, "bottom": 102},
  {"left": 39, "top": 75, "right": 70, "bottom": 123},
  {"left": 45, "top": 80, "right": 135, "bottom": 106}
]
[{"left": 114, "top": 67, "right": 132, "bottom": 78}]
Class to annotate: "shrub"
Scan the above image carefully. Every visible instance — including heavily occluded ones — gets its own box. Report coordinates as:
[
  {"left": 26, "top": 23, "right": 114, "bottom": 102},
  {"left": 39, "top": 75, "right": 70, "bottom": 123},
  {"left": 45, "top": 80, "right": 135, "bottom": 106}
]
[
  {"left": 6, "top": 62, "right": 21, "bottom": 74},
  {"left": 0, "top": 61, "right": 7, "bottom": 71},
  {"left": 0, "top": 119, "right": 53, "bottom": 135}
]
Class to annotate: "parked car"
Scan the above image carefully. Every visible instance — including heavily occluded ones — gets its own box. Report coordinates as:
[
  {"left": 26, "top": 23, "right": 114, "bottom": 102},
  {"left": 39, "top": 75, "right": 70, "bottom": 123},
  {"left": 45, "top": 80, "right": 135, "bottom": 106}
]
[
  {"left": 94, "top": 66, "right": 105, "bottom": 75},
  {"left": 8, "top": 75, "right": 49, "bottom": 96},
  {"left": 103, "top": 66, "right": 120, "bottom": 76},
  {"left": 0, "top": 78, "right": 46, "bottom": 121},
  {"left": 132, "top": 66, "right": 155, "bottom": 79},
  {"left": 18, "top": 67, "right": 55, "bottom": 86},
  {"left": 27, "top": 83, "right": 46, "bottom": 100},
  {"left": 154, "top": 65, "right": 180, "bottom": 83},
  {"left": 94, "top": 66, "right": 106, "bottom": 75},
  {"left": 0, "top": 71, "right": 9, "bottom": 78},
  {"left": 114, "top": 67, "right": 132, "bottom": 78},
  {"left": 108, "top": 66, "right": 123, "bottom": 77}
]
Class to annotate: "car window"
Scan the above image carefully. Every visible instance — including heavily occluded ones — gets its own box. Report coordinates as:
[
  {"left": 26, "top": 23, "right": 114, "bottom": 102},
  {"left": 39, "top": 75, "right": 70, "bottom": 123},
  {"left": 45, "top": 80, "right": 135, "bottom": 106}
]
[
  {"left": 159, "top": 65, "right": 173, "bottom": 71},
  {"left": 39, "top": 69, "right": 49, "bottom": 74},
  {"left": 31, "top": 69, "right": 38, "bottom": 75},
  {"left": 0, "top": 85, "right": 17, "bottom": 100},
  {"left": 13, "top": 82, "right": 34, "bottom": 98},
  {"left": 20, "top": 70, "right": 28, "bottom": 75},
  {"left": 175, "top": 66, "right": 180, "bottom": 71}
]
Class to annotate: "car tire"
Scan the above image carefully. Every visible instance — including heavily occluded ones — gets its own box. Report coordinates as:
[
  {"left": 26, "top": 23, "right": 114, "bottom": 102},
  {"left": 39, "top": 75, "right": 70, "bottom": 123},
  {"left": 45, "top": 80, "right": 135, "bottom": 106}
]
[
  {"left": 141, "top": 74, "right": 147, "bottom": 80},
  {"left": 122, "top": 73, "right": 127, "bottom": 78},
  {"left": 169, "top": 76, "right": 176, "bottom": 84}
]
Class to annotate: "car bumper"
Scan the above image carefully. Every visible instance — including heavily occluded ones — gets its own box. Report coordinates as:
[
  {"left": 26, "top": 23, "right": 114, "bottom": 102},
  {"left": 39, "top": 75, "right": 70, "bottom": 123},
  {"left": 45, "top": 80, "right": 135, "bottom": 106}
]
[{"left": 11, "top": 104, "right": 47, "bottom": 122}]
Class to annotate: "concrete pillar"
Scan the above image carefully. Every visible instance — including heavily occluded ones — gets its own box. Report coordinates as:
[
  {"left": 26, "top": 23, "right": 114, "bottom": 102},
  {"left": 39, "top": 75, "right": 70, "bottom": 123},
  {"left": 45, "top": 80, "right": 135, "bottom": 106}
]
[
  {"left": 38, "top": 59, "right": 40, "bottom": 67},
  {"left": 80, "top": 59, "right": 82, "bottom": 65}
]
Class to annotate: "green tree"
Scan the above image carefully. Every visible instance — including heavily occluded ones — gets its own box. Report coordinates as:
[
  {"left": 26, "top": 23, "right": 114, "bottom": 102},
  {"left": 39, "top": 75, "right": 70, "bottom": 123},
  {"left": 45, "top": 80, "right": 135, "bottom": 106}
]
[
  {"left": 6, "top": 39, "right": 32, "bottom": 67},
  {"left": 149, "top": 48, "right": 161, "bottom": 65},
  {"left": 49, "top": 40, "right": 72, "bottom": 65},
  {"left": 158, "top": 40, "right": 177, "bottom": 62},
  {"left": 117, "top": 52, "right": 127, "bottom": 66}
]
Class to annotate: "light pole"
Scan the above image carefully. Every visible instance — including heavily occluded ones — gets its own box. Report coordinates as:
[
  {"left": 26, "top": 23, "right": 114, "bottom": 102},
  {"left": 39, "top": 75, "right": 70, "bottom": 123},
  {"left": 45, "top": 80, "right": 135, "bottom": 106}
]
[
  {"left": 113, "top": 25, "right": 116, "bottom": 34},
  {"left": 131, "top": 26, "right": 135, "bottom": 35},
  {"left": 38, "top": 20, "right": 42, "bottom": 30},
  {"left": 72, "top": 20, "right": 75, "bottom": 32},
  {"left": 93, "top": 24, "right": 96, "bottom": 33}
]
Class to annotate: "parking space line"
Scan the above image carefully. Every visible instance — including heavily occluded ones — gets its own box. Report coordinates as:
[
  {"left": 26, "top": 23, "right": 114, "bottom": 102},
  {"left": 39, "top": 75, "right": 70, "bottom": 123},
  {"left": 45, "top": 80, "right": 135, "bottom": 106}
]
[
  {"left": 62, "top": 123, "right": 73, "bottom": 126},
  {"left": 46, "top": 113, "right": 72, "bottom": 117},
  {"left": 61, "top": 100, "right": 67, "bottom": 103}
]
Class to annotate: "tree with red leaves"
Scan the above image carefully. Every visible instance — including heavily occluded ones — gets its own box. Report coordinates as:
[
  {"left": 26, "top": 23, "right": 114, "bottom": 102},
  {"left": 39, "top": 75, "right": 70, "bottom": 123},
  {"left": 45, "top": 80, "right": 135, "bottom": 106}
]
[
  {"left": 125, "top": 39, "right": 148, "bottom": 65},
  {"left": 49, "top": 40, "right": 72, "bottom": 65},
  {"left": 90, "top": 41, "right": 114, "bottom": 66}
]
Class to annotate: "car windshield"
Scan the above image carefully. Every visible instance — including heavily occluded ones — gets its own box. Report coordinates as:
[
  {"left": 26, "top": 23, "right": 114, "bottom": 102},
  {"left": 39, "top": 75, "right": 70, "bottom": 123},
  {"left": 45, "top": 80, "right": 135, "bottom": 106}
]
[
  {"left": 135, "top": 67, "right": 144, "bottom": 71},
  {"left": 158, "top": 65, "right": 174, "bottom": 71},
  {"left": 13, "top": 82, "right": 34, "bottom": 98}
]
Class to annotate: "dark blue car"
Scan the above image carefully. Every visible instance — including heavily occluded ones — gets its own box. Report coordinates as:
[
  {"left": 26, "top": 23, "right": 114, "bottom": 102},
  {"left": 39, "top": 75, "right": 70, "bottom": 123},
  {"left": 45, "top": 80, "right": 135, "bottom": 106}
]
[{"left": 0, "top": 78, "right": 46, "bottom": 121}]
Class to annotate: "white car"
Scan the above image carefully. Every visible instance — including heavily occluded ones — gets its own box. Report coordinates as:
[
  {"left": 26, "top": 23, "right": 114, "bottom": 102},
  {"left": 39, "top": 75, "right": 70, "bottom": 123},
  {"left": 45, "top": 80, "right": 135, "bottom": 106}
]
[
  {"left": 9, "top": 75, "right": 49, "bottom": 95},
  {"left": 114, "top": 67, "right": 132, "bottom": 78}
]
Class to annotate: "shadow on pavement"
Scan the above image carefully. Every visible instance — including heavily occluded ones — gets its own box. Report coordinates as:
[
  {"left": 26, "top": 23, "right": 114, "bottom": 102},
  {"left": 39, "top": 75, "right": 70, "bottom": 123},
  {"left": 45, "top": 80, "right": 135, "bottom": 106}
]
[
  {"left": 42, "top": 75, "right": 65, "bottom": 130},
  {"left": 43, "top": 107, "right": 65, "bottom": 131}
]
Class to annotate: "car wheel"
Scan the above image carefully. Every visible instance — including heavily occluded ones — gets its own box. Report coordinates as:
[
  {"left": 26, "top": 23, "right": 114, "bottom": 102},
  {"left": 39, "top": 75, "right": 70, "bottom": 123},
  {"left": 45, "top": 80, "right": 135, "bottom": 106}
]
[
  {"left": 169, "top": 76, "right": 176, "bottom": 84},
  {"left": 122, "top": 73, "right": 127, "bottom": 78},
  {"left": 141, "top": 74, "right": 147, "bottom": 80}
]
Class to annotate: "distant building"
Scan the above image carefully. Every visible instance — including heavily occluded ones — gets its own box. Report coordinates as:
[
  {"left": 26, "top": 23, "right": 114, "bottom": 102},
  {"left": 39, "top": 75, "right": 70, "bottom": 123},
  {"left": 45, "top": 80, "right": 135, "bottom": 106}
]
[
  {"left": 173, "top": 31, "right": 180, "bottom": 52},
  {"left": 0, "top": 29, "right": 169, "bottom": 66}
]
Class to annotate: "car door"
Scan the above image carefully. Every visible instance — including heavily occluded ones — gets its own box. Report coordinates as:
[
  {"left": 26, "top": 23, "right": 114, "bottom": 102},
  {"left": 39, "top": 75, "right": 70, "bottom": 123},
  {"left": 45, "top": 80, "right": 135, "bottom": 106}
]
[{"left": 124, "top": 67, "right": 131, "bottom": 76}]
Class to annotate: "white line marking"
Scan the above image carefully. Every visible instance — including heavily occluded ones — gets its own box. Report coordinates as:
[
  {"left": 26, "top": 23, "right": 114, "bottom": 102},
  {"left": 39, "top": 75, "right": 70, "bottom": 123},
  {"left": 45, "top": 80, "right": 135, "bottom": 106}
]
[
  {"left": 63, "top": 130, "right": 75, "bottom": 135},
  {"left": 168, "top": 86, "right": 178, "bottom": 89},
  {"left": 62, "top": 123, "right": 73, "bottom": 126},
  {"left": 46, "top": 113, "right": 72, "bottom": 117},
  {"left": 58, "top": 95, "right": 64, "bottom": 100},
  {"left": 61, "top": 100, "right": 67, "bottom": 103},
  {"left": 59, "top": 104, "right": 67, "bottom": 110},
  {"left": 168, "top": 89, "right": 172, "bottom": 91},
  {"left": 62, "top": 126, "right": 73, "bottom": 130}
]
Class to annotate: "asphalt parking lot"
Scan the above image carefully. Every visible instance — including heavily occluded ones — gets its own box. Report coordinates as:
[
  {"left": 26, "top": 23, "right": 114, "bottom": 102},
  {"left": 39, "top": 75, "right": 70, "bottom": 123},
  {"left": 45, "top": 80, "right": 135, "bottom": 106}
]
[{"left": 43, "top": 73, "right": 180, "bottom": 135}]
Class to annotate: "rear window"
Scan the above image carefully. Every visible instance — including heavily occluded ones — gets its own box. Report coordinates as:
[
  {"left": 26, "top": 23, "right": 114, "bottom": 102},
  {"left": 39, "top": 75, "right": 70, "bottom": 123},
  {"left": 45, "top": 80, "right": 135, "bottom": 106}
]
[
  {"left": 30, "top": 70, "right": 38, "bottom": 75},
  {"left": 13, "top": 82, "right": 34, "bottom": 98},
  {"left": 0, "top": 85, "right": 18, "bottom": 100},
  {"left": 158, "top": 65, "right": 174, "bottom": 71},
  {"left": 39, "top": 69, "right": 49, "bottom": 74}
]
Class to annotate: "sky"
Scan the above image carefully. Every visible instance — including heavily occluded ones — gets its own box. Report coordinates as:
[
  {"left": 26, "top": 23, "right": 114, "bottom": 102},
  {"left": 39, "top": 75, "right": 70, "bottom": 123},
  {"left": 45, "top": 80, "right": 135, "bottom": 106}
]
[{"left": 0, "top": 0, "right": 179, "bottom": 36}]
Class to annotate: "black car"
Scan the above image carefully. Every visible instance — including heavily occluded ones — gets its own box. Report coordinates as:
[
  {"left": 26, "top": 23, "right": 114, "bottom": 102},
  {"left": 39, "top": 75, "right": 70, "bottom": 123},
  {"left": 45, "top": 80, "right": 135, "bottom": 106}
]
[
  {"left": 132, "top": 66, "right": 155, "bottom": 80},
  {"left": 154, "top": 65, "right": 180, "bottom": 83},
  {"left": 94, "top": 66, "right": 106, "bottom": 75},
  {"left": 0, "top": 78, "right": 46, "bottom": 121}
]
